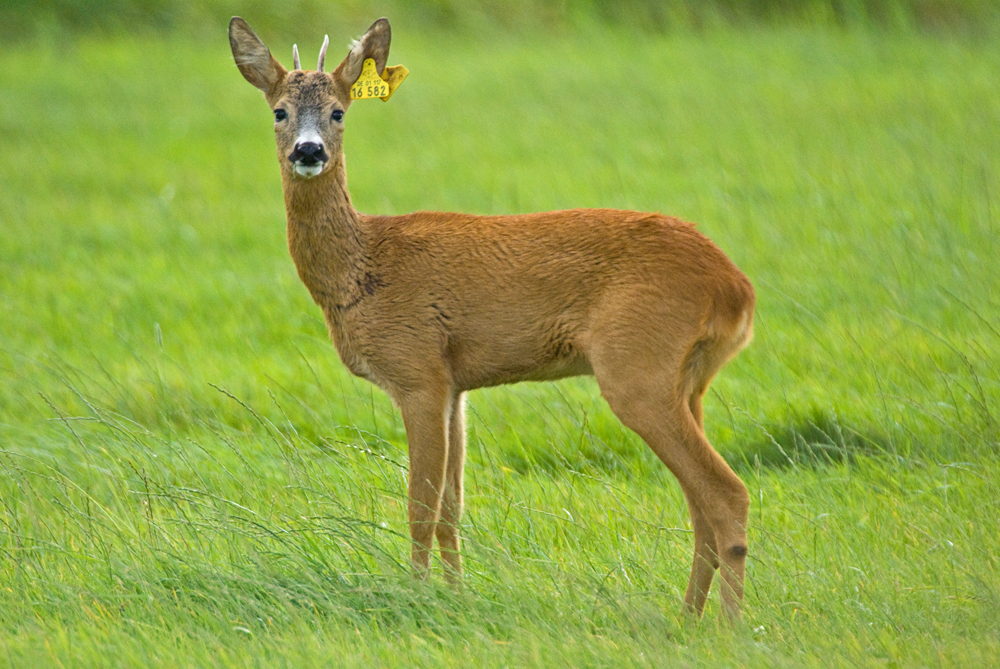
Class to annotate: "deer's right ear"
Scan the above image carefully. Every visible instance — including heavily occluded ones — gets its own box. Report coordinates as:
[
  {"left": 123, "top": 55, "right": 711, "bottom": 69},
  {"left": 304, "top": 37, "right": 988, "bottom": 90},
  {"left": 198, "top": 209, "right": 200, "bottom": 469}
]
[
  {"left": 229, "top": 17, "right": 287, "bottom": 99},
  {"left": 332, "top": 18, "right": 392, "bottom": 92}
]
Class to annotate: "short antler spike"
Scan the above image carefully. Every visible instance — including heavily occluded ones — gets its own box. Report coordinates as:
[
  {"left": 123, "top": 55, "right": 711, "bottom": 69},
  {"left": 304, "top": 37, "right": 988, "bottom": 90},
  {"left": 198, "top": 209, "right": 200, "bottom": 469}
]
[
  {"left": 292, "top": 44, "right": 301, "bottom": 70},
  {"left": 317, "top": 35, "right": 330, "bottom": 72}
]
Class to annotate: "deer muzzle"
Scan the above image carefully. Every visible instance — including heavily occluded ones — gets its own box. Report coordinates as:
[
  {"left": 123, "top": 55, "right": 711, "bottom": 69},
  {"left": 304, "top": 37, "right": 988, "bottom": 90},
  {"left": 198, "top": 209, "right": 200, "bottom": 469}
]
[{"left": 289, "top": 141, "right": 329, "bottom": 178}]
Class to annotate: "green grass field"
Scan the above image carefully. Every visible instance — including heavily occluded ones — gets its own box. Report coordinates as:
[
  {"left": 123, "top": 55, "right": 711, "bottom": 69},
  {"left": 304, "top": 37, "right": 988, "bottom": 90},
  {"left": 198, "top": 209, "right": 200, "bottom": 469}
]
[{"left": 2, "top": 21, "right": 999, "bottom": 667}]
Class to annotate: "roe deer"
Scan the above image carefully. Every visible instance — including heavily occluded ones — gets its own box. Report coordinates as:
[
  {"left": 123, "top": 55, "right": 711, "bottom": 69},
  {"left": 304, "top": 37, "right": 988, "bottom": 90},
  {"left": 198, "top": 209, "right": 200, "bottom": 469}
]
[{"left": 229, "top": 16, "right": 756, "bottom": 620}]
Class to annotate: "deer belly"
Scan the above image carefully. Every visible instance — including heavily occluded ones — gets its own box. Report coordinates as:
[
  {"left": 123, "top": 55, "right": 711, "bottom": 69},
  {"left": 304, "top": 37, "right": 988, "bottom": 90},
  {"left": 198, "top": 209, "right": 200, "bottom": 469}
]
[{"left": 449, "top": 334, "right": 593, "bottom": 389}]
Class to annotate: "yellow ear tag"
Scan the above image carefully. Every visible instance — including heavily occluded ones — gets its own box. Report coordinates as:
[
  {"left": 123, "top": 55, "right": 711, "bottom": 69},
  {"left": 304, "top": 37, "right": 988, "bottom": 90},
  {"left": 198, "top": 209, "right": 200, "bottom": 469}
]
[
  {"left": 379, "top": 64, "right": 409, "bottom": 101},
  {"left": 350, "top": 58, "right": 408, "bottom": 101}
]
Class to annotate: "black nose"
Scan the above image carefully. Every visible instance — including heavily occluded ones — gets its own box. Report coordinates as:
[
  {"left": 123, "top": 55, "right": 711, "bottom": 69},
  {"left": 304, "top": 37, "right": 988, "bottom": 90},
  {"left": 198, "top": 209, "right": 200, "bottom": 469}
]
[{"left": 288, "top": 142, "right": 328, "bottom": 166}]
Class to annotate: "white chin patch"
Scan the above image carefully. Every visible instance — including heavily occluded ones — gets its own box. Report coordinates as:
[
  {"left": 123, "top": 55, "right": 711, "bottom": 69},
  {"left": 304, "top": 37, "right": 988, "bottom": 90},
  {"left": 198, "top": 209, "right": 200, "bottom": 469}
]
[{"left": 293, "top": 162, "right": 325, "bottom": 178}]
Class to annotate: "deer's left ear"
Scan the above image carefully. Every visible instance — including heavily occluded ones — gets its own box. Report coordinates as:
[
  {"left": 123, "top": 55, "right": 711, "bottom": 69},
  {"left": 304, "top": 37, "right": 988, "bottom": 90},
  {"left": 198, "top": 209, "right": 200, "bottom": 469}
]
[
  {"left": 333, "top": 18, "right": 391, "bottom": 91},
  {"left": 229, "top": 17, "right": 288, "bottom": 101}
]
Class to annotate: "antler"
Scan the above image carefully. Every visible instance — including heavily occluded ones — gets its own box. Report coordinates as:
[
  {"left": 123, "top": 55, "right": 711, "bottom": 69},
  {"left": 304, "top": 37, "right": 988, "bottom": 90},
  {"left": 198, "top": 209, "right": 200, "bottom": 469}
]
[
  {"left": 317, "top": 35, "right": 330, "bottom": 72},
  {"left": 291, "top": 37, "right": 328, "bottom": 72}
]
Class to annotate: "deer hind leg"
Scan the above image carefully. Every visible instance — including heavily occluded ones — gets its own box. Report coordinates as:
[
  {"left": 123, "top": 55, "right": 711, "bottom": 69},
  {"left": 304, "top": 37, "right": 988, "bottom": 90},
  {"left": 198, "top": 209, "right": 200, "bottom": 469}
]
[
  {"left": 689, "top": 384, "right": 707, "bottom": 433},
  {"left": 436, "top": 391, "right": 466, "bottom": 583},
  {"left": 592, "top": 355, "right": 749, "bottom": 620},
  {"left": 398, "top": 383, "right": 452, "bottom": 577},
  {"left": 683, "top": 387, "right": 719, "bottom": 615},
  {"left": 684, "top": 491, "right": 720, "bottom": 616}
]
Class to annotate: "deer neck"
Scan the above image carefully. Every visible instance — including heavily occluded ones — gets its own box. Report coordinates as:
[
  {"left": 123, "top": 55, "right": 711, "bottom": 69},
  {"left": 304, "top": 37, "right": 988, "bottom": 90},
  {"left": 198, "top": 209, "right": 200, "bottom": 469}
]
[{"left": 281, "top": 155, "right": 369, "bottom": 315}]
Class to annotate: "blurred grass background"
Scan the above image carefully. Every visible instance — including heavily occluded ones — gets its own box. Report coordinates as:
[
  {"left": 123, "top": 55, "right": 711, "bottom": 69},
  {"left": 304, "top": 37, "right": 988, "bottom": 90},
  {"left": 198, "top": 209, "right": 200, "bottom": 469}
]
[
  {"left": 3, "top": 0, "right": 999, "bottom": 40},
  {"left": 2, "top": 1, "right": 1000, "bottom": 666}
]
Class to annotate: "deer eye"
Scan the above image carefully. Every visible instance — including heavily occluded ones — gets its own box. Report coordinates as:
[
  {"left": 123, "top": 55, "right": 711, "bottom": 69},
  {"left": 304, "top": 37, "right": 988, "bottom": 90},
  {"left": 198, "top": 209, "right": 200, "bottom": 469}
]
[
  {"left": 331, "top": 109, "right": 344, "bottom": 123},
  {"left": 274, "top": 109, "right": 287, "bottom": 122}
]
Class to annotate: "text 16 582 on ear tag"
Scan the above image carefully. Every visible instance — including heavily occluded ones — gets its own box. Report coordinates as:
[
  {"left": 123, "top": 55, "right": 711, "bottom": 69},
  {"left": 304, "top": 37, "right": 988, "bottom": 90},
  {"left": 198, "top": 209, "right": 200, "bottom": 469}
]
[
  {"left": 351, "top": 59, "right": 389, "bottom": 100},
  {"left": 350, "top": 58, "right": 408, "bottom": 101}
]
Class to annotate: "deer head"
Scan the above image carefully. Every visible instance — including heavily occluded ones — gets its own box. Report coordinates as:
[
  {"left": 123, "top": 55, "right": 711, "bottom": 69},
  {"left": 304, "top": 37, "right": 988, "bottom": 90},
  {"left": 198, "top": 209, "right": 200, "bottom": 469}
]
[{"left": 228, "top": 16, "right": 392, "bottom": 179}]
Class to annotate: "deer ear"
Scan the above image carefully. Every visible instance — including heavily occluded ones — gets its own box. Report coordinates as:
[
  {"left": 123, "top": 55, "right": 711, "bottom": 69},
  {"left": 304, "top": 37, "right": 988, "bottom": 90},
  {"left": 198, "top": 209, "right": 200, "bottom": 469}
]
[
  {"left": 229, "top": 17, "right": 287, "bottom": 99},
  {"left": 333, "top": 18, "right": 391, "bottom": 91}
]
